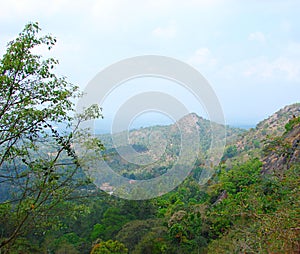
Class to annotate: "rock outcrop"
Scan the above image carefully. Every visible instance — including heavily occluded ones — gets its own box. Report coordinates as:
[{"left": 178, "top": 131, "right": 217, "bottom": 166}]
[{"left": 262, "top": 122, "right": 300, "bottom": 174}]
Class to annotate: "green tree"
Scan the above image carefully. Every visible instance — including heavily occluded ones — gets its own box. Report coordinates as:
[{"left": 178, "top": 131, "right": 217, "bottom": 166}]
[
  {"left": 222, "top": 145, "right": 238, "bottom": 160},
  {"left": 0, "top": 22, "right": 102, "bottom": 251},
  {"left": 284, "top": 116, "right": 300, "bottom": 133},
  {"left": 98, "top": 207, "right": 132, "bottom": 240},
  {"left": 207, "top": 164, "right": 300, "bottom": 253},
  {"left": 90, "top": 240, "right": 128, "bottom": 254},
  {"left": 116, "top": 219, "right": 163, "bottom": 252}
]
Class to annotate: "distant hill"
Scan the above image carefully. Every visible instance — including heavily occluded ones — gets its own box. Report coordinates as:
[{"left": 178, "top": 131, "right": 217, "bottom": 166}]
[{"left": 98, "top": 113, "right": 244, "bottom": 180}]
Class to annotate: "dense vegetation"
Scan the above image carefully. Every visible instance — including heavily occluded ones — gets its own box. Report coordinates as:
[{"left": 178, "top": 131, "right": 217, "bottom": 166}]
[
  {"left": 0, "top": 23, "right": 102, "bottom": 253},
  {"left": 0, "top": 24, "right": 299, "bottom": 253}
]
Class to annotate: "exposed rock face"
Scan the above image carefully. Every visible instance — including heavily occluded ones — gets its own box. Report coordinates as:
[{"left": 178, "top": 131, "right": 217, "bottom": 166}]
[
  {"left": 236, "top": 103, "right": 300, "bottom": 153},
  {"left": 256, "top": 103, "right": 300, "bottom": 135},
  {"left": 286, "top": 124, "right": 300, "bottom": 165},
  {"left": 262, "top": 123, "right": 300, "bottom": 174}
]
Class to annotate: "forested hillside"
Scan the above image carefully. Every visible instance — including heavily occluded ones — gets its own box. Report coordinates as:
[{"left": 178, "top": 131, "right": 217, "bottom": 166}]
[{"left": 0, "top": 24, "right": 299, "bottom": 254}]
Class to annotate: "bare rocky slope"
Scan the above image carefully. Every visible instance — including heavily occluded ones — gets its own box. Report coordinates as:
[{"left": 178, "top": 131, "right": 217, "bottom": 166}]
[
  {"left": 236, "top": 103, "right": 300, "bottom": 151},
  {"left": 262, "top": 120, "right": 300, "bottom": 174},
  {"left": 223, "top": 103, "right": 300, "bottom": 165}
]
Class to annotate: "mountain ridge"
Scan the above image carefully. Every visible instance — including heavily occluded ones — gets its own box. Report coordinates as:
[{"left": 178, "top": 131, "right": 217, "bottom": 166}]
[{"left": 223, "top": 103, "right": 300, "bottom": 163}]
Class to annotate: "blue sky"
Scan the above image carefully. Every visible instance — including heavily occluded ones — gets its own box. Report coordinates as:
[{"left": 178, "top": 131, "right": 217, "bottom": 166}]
[{"left": 1, "top": 0, "right": 300, "bottom": 130}]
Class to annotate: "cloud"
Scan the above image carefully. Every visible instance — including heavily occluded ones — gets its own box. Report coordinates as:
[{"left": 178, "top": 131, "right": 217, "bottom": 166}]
[
  {"left": 89, "top": 0, "right": 124, "bottom": 27},
  {"left": 188, "top": 48, "right": 218, "bottom": 67},
  {"left": 152, "top": 23, "right": 177, "bottom": 39},
  {"left": 220, "top": 56, "right": 300, "bottom": 82},
  {"left": 248, "top": 32, "right": 266, "bottom": 43},
  {"left": 243, "top": 57, "right": 300, "bottom": 81},
  {"left": 0, "top": 0, "right": 71, "bottom": 20},
  {"left": 284, "top": 42, "right": 300, "bottom": 56}
]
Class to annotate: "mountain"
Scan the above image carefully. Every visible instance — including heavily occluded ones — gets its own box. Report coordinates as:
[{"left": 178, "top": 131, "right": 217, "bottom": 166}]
[
  {"left": 223, "top": 103, "right": 300, "bottom": 164},
  {"left": 98, "top": 113, "right": 244, "bottom": 180}
]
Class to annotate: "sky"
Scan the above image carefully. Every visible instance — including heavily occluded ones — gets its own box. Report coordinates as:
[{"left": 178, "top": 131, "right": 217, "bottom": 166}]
[{"left": 1, "top": 0, "right": 300, "bottom": 131}]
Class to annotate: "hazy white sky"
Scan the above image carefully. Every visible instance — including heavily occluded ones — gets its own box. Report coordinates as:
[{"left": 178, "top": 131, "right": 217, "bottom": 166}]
[{"left": 1, "top": 0, "right": 299, "bottom": 129}]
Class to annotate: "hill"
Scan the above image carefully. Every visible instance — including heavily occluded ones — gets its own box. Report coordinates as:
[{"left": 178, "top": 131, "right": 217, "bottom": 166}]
[
  {"left": 206, "top": 111, "right": 300, "bottom": 253},
  {"left": 223, "top": 103, "right": 300, "bottom": 164},
  {"left": 98, "top": 113, "right": 244, "bottom": 180}
]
